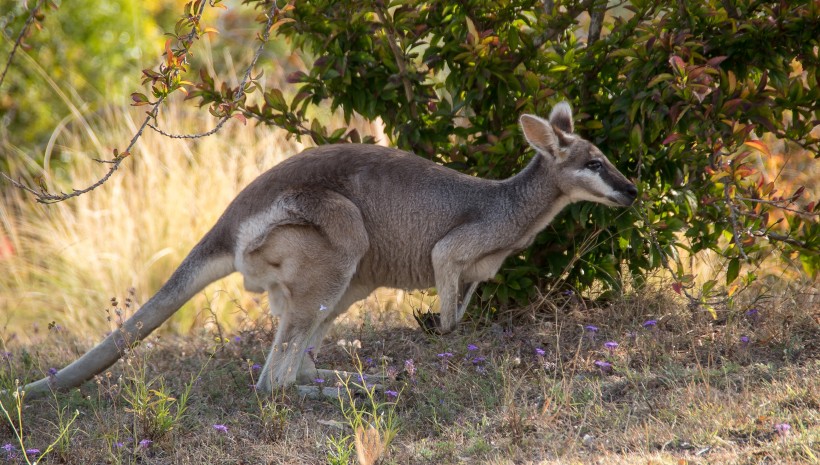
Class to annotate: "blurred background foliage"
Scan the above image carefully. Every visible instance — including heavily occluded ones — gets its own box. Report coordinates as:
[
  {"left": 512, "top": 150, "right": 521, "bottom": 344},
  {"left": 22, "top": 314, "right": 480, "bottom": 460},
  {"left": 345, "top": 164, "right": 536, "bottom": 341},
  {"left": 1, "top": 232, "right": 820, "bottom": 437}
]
[{"left": 1, "top": 0, "right": 165, "bottom": 153}]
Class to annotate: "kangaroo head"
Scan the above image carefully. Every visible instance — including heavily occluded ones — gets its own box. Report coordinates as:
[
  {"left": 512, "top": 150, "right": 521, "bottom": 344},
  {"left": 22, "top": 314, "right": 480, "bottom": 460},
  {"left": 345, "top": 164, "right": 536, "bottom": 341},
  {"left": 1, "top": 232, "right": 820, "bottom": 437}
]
[{"left": 520, "top": 103, "right": 638, "bottom": 207}]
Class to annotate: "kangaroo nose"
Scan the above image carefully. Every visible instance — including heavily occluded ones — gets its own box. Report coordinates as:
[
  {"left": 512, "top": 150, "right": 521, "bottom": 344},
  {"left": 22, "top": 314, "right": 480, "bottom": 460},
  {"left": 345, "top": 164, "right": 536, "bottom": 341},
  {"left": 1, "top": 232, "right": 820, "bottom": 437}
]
[{"left": 625, "top": 184, "right": 638, "bottom": 199}]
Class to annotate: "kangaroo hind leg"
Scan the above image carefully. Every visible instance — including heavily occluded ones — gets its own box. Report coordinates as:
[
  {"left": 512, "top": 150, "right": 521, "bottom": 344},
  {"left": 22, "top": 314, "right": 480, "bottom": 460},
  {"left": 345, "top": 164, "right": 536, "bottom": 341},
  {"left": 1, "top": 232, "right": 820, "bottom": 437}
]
[{"left": 248, "top": 191, "right": 368, "bottom": 393}]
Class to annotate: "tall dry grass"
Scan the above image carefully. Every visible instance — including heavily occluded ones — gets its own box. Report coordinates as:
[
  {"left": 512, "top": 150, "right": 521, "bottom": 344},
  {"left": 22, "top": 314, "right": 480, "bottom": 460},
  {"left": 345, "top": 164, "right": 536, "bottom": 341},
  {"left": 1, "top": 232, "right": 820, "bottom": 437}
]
[{"left": 1, "top": 102, "right": 316, "bottom": 342}]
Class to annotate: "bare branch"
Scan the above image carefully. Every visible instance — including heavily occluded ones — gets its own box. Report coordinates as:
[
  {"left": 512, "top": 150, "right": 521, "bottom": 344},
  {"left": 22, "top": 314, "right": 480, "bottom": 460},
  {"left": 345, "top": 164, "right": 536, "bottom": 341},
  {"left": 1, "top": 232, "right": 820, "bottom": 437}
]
[
  {"left": 587, "top": 0, "right": 606, "bottom": 45},
  {"left": 543, "top": 0, "right": 554, "bottom": 14},
  {"left": 2, "top": 1, "right": 285, "bottom": 203},
  {"left": 753, "top": 231, "right": 809, "bottom": 249},
  {"left": 2, "top": 102, "right": 162, "bottom": 204},
  {"left": 375, "top": 5, "right": 418, "bottom": 120},
  {"left": 147, "top": 3, "right": 280, "bottom": 140},
  {"left": 0, "top": 0, "right": 46, "bottom": 90},
  {"left": 735, "top": 196, "right": 819, "bottom": 216}
]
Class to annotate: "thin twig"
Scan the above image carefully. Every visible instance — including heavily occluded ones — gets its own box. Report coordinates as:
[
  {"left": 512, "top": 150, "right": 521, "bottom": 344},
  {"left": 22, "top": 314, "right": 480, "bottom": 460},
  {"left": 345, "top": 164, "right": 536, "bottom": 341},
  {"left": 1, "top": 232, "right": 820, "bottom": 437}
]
[
  {"left": 147, "top": 2, "right": 280, "bottom": 139},
  {"left": 725, "top": 183, "right": 750, "bottom": 260},
  {"left": 753, "top": 231, "right": 809, "bottom": 249},
  {"left": 0, "top": 0, "right": 46, "bottom": 90},
  {"left": 587, "top": 0, "right": 606, "bottom": 45},
  {"left": 2, "top": 102, "right": 163, "bottom": 203},
  {"left": 735, "top": 196, "right": 818, "bottom": 216},
  {"left": 375, "top": 4, "right": 418, "bottom": 120}
]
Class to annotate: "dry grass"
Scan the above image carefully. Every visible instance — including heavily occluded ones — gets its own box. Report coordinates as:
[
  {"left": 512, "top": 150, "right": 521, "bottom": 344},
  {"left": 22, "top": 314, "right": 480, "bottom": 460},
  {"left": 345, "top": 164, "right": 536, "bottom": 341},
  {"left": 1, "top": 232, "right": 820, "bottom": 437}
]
[{"left": 1, "top": 286, "right": 817, "bottom": 464}]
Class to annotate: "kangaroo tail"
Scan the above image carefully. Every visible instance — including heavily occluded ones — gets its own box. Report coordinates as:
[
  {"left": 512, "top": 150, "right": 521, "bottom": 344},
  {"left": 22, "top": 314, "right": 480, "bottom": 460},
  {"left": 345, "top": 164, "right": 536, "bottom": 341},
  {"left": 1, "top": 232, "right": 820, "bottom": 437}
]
[{"left": 22, "top": 237, "right": 235, "bottom": 399}]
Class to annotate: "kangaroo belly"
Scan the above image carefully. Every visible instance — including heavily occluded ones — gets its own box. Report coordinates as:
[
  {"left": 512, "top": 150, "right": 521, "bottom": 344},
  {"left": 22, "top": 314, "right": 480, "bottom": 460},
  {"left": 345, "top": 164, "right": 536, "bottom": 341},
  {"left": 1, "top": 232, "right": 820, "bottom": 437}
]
[{"left": 354, "top": 242, "right": 436, "bottom": 290}]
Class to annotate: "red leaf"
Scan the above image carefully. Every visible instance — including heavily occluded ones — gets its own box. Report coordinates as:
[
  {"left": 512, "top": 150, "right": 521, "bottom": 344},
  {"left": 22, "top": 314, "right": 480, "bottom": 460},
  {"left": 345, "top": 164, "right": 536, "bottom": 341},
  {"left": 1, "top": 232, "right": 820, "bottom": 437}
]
[
  {"left": 669, "top": 55, "right": 685, "bottom": 73},
  {"left": 662, "top": 133, "right": 682, "bottom": 145},
  {"left": 671, "top": 282, "right": 682, "bottom": 295},
  {"left": 164, "top": 38, "right": 173, "bottom": 66},
  {"left": 286, "top": 71, "right": 307, "bottom": 84},
  {"left": 706, "top": 56, "right": 728, "bottom": 67},
  {"left": 743, "top": 140, "right": 770, "bottom": 157}
]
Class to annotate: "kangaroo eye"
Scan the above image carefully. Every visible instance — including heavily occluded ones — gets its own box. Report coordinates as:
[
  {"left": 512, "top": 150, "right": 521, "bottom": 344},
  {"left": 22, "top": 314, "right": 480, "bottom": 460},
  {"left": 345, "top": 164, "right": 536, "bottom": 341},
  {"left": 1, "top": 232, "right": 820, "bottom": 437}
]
[{"left": 585, "top": 160, "right": 602, "bottom": 171}]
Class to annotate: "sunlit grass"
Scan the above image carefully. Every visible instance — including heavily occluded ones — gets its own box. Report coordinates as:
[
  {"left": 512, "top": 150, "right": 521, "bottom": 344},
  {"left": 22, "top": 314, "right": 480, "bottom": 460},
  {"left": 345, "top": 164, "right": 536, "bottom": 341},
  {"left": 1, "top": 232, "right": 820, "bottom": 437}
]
[{"left": 0, "top": 102, "right": 308, "bottom": 341}]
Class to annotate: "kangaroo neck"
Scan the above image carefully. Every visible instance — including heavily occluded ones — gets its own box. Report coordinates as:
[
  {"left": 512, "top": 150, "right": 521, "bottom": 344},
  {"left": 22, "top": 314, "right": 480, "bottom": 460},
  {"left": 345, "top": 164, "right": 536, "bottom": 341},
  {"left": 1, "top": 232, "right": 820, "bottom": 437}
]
[{"left": 500, "top": 153, "right": 570, "bottom": 230}]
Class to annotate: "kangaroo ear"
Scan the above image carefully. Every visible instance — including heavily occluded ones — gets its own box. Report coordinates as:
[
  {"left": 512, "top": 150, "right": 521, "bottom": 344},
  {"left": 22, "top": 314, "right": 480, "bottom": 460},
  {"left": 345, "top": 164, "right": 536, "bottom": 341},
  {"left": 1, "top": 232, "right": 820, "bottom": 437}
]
[
  {"left": 520, "top": 114, "right": 558, "bottom": 156},
  {"left": 549, "top": 101, "right": 574, "bottom": 134}
]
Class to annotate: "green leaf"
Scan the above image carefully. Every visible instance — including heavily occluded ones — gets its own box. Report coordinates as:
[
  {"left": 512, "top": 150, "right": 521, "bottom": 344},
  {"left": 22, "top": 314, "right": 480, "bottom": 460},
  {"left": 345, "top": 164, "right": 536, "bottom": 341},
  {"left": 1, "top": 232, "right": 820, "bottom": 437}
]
[
  {"left": 726, "top": 257, "right": 740, "bottom": 285},
  {"left": 647, "top": 73, "right": 674, "bottom": 88}
]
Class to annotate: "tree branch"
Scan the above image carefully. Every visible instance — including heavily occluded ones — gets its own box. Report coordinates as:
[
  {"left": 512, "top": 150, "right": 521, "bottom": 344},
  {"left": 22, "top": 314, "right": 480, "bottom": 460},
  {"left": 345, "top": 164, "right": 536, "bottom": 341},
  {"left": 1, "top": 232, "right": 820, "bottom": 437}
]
[
  {"left": 0, "top": 0, "right": 46, "bottom": 90},
  {"left": 3, "top": 1, "right": 280, "bottom": 203},
  {"left": 735, "top": 196, "right": 819, "bottom": 216},
  {"left": 147, "top": 3, "right": 280, "bottom": 140},
  {"left": 725, "top": 183, "right": 750, "bottom": 260},
  {"left": 587, "top": 0, "right": 606, "bottom": 45},
  {"left": 375, "top": 4, "right": 418, "bottom": 120}
]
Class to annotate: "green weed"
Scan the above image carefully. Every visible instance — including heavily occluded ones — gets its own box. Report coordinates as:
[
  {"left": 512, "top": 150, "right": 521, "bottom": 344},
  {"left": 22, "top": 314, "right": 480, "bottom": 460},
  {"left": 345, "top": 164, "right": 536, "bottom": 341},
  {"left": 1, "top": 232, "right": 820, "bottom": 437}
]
[{"left": 0, "top": 380, "right": 79, "bottom": 464}]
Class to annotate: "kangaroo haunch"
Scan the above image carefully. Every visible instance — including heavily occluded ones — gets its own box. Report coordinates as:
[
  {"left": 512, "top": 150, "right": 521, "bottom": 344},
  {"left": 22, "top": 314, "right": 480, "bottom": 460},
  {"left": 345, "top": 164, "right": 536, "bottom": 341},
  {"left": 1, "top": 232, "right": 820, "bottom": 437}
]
[{"left": 22, "top": 102, "right": 637, "bottom": 397}]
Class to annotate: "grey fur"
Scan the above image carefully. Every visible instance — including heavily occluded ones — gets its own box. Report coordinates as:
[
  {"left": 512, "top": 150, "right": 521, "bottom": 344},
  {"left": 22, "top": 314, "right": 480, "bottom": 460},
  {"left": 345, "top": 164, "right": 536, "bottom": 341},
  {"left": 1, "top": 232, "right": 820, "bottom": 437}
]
[{"left": 21, "top": 103, "right": 637, "bottom": 397}]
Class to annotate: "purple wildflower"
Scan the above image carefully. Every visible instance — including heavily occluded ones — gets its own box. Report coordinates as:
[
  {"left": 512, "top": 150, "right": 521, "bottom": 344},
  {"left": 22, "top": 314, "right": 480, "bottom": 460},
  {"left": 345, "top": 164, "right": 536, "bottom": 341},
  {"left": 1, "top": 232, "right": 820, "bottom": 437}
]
[
  {"left": 47, "top": 367, "right": 58, "bottom": 376},
  {"left": 584, "top": 325, "right": 599, "bottom": 342},
  {"left": 404, "top": 359, "right": 416, "bottom": 378},
  {"left": 251, "top": 363, "right": 262, "bottom": 372},
  {"left": 562, "top": 289, "right": 574, "bottom": 296},
  {"left": 25, "top": 448, "right": 40, "bottom": 456},
  {"left": 642, "top": 319, "right": 658, "bottom": 328},
  {"left": 233, "top": 335, "right": 241, "bottom": 343},
  {"left": 604, "top": 341, "right": 619, "bottom": 352},
  {"left": 2, "top": 444, "right": 15, "bottom": 452},
  {"left": 314, "top": 378, "right": 325, "bottom": 384},
  {"left": 385, "top": 390, "right": 398, "bottom": 399},
  {"left": 745, "top": 308, "right": 759, "bottom": 321},
  {"left": 138, "top": 439, "right": 152, "bottom": 449},
  {"left": 740, "top": 336, "right": 750, "bottom": 345},
  {"left": 437, "top": 352, "right": 454, "bottom": 358},
  {"left": 114, "top": 442, "right": 124, "bottom": 448},
  {"left": 471, "top": 356, "right": 486, "bottom": 365},
  {"left": 594, "top": 360, "right": 613, "bottom": 374},
  {"left": 535, "top": 347, "right": 546, "bottom": 357},
  {"left": 774, "top": 423, "right": 791, "bottom": 437},
  {"left": 467, "top": 344, "right": 479, "bottom": 351},
  {"left": 1, "top": 351, "right": 11, "bottom": 359},
  {"left": 365, "top": 357, "right": 374, "bottom": 367},
  {"left": 213, "top": 424, "right": 228, "bottom": 434}
]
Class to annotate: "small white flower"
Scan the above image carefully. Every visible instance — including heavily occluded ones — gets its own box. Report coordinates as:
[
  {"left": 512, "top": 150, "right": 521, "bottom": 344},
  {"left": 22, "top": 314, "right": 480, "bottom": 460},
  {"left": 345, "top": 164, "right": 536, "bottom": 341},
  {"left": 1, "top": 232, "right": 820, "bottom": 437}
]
[{"left": 319, "top": 304, "right": 328, "bottom": 312}]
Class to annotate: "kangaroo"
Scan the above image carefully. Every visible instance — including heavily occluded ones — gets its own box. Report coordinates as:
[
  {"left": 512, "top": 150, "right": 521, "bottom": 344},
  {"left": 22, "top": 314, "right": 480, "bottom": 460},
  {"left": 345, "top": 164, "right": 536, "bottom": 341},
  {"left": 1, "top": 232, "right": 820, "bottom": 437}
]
[{"left": 20, "top": 102, "right": 637, "bottom": 397}]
